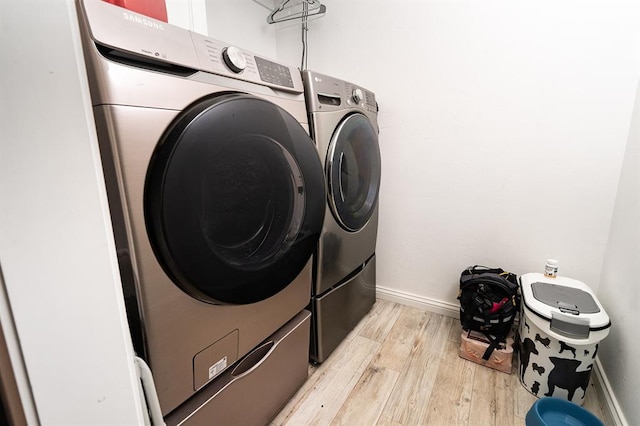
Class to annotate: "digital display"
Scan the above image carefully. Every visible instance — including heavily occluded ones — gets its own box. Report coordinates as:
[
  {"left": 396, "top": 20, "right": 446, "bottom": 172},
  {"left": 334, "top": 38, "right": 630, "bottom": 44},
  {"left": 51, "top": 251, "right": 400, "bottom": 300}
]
[{"left": 255, "top": 56, "right": 293, "bottom": 88}]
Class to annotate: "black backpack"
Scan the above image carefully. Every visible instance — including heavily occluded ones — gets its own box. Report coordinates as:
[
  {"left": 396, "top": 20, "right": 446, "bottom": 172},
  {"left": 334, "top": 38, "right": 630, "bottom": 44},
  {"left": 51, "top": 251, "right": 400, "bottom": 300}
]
[{"left": 458, "top": 265, "right": 520, "bottom": 359}]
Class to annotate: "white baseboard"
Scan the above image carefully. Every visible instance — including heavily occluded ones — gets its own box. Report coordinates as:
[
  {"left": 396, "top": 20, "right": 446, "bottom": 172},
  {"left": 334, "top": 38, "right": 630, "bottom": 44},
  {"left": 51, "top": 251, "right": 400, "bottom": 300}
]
[
  {"left": 376, "top": 285, "right": 459, "bottom": 319},
  {"left": 377, "top": 285, "right": 627, "bottom": 425},
  {"left": 593, "top": 358, "right": 628, "bottom": 426}
]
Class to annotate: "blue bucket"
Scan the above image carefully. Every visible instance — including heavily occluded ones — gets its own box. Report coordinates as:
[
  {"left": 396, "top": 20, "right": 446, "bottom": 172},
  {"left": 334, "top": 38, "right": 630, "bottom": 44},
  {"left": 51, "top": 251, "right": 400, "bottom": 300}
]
[{"left": 525, "top": 397, "right": 604, "bottom": 426}]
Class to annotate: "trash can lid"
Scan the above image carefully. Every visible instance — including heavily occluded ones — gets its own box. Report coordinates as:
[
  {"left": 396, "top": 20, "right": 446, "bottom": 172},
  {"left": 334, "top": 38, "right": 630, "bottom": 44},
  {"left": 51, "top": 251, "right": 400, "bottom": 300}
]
[
  {"left": 532, "top": 283, "right": 600, "bottom": 314},
  {"left": 520, "top": 273, "right": 610, "bottom": 331}
]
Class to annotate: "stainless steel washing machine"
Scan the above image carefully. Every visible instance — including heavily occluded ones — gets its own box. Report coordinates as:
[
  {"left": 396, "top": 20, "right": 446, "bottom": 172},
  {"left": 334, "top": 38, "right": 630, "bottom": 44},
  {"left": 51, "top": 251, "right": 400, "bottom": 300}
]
[
  {"left": 76, "top": 1, "right": 325, "bottom": 418},
  {"left": 302, "top": 70, "right": 381, "bottom": 363}
]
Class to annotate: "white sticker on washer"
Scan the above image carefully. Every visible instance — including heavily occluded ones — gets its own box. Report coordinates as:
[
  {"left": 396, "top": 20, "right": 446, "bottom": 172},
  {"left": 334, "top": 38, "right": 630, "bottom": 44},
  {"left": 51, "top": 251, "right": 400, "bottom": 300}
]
[{"left": 208, "top": 356, "right": 227, "bottom": 380}]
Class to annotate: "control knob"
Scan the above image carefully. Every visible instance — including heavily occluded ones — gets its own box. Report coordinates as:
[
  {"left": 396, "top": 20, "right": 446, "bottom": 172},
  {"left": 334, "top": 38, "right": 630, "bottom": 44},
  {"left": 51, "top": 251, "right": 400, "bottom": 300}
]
[
  {"left": 352, "top": 88, "right": 364, "bottom": 104},
  {"left": 222, "top": 46, "right": 246, "bottom": 73}
]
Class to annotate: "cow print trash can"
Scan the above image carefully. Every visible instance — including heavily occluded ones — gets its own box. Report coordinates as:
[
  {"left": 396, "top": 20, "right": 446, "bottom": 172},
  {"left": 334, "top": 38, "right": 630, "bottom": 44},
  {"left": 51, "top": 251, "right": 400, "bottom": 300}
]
[{"left": 518, "top": 273, "right": 611, "bottom": 405}]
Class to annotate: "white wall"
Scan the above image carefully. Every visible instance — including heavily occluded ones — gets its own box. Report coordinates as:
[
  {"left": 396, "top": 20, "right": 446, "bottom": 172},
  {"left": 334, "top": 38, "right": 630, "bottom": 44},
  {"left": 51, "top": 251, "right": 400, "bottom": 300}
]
[
  {"left": 204, "top": 0, "right": 277, "bottom": 58},
  {"left": 597, "top": 80, "right": 640, "bottom": 425},
  {"left": 166, "top": 0, "right": 209, "bottom": 35},
  {"left": 276, "top": 0, "right": 640, "bottom": 305},
  {"left": 167, "top": 0, "right": 277, "bottom": 58},
  {"left": 273, "top": 1, "right": 640, "bottom": 421},
  {"left": 0, "top": 1, "right": 144, "bottom": 424}
]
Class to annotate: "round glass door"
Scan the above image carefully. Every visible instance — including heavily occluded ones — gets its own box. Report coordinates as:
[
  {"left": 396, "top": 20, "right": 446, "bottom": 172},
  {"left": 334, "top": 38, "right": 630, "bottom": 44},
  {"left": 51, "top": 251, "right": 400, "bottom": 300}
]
[
  {"left": 327, "top": 113, "right": 381, "bottom": 232},
  {"left": 145, "top": 93, "right": 325, "bottom": 305}
]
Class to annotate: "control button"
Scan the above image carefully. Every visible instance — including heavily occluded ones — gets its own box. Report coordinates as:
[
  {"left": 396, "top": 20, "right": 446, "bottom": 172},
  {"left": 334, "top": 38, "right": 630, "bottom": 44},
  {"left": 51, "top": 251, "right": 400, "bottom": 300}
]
[
  {"left": 352, "top": 88, "right": 364, "bottom": 104},
  {"left": 222, "top": 46, "right": 246, "bottom": 73}
]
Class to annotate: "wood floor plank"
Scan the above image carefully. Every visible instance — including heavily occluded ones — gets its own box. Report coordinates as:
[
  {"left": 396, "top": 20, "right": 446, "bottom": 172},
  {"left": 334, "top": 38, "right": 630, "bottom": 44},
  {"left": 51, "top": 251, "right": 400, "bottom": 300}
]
[
  {"left": 448, "top": 318, "right": 462, "bottom": 343},
  {"left": 583, "top": 381, "right": 612, "bottom": 425},
  {"left": 376, "top": 416, "right": 404, "bottom": 426},
  {"left": 513, "top": 372, "right": 538, "bottom": 420},
  {"left": 332, "top": 365, "right": 399, "bottom": 426},
  {"left": 273, "top": 335, "right": 380, "bottom": 425},
  {"left": 512, "top": 414, "right": 526, "bottom": 426},
  {"left": 375, "top": 415, "right": 403, "bottom": 426},
  {"left": 358, "top": 298, "right": 403, "bottom": 343},
  {"left": 467, "top": 355, "right": 517, "bottom": 426},
  {"left": 373, "top": 305, "right": 431, "bottom": 373},
  {"left": 380, "top": 314, "right": 454, "bottom": 425},
  {"left": 273, "top": 300, "right": 614, "bottom": 426},
  {"left": 272, "top": 342, "right": 346, "bottom": 424},
  {"left": 423, "top": 338, "right": 475, "bottom": 425}
]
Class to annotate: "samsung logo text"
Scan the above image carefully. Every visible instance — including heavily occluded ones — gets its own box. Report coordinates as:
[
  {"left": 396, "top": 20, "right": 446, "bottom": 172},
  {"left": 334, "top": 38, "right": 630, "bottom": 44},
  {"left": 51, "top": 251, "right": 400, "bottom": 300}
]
[{"left": 123, "top": 12, "right": 165, "bottom": 30}]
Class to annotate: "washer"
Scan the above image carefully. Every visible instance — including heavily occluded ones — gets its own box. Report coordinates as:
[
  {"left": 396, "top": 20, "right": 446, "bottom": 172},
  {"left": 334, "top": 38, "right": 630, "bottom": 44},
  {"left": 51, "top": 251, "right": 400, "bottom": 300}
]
[
  {"left": 302, "top": 71, "right": 381, "bottom": 363},
  {"left": 76, "top": 1, "right": 325, "bottom": 416}
]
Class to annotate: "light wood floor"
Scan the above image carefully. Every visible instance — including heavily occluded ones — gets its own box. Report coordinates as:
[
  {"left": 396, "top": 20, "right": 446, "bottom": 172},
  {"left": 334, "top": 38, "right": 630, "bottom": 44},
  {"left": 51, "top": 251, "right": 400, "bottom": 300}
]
[{"left": 272, "top": 299, "right": 613, "bottom": 426}]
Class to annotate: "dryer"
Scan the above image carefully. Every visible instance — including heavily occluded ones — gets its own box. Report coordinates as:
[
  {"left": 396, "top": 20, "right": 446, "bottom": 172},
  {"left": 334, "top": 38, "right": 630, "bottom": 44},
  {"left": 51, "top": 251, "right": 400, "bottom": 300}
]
[
  {"left": 302, "top": 71, "right": 381, "bottom": 363},
  {"left": 76, "top": 0, "right": 325, "bottom": 417}
]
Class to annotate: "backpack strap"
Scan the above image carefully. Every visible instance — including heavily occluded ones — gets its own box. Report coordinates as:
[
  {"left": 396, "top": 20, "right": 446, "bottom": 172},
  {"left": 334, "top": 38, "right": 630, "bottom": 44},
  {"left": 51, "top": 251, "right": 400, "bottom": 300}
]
[
  {"left": 481, "top": 333, "right": 506, "bottom": 360},
  {"left": 461, "top": 265, "right": 505, "bottom": 277}
]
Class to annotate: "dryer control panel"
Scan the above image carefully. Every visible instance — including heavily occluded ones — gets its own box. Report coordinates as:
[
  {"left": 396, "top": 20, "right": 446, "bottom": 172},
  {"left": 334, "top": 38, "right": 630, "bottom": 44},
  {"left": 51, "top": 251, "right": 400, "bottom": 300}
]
[
  {"left": 302, "top": 70, "right": 377, "bottom": 115},
  {"left": 80, "top": 0, "right": 302, "bottom": 93}
]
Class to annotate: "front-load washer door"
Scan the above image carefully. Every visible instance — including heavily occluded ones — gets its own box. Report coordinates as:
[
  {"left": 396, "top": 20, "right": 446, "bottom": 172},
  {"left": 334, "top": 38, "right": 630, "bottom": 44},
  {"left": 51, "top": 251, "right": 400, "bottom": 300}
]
[
  {"left": 144, "top": 93, "right": 324, "bottom": 305},
  {"left": 326, "top": 113, "right": 381, "bottom": 232}
]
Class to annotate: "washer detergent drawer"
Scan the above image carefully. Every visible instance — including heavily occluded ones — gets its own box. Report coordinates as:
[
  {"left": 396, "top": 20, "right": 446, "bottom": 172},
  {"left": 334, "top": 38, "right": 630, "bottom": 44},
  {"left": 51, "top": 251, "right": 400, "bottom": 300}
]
[{"left": 165, "top": 310, "right": 311, "bottom": 425}]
